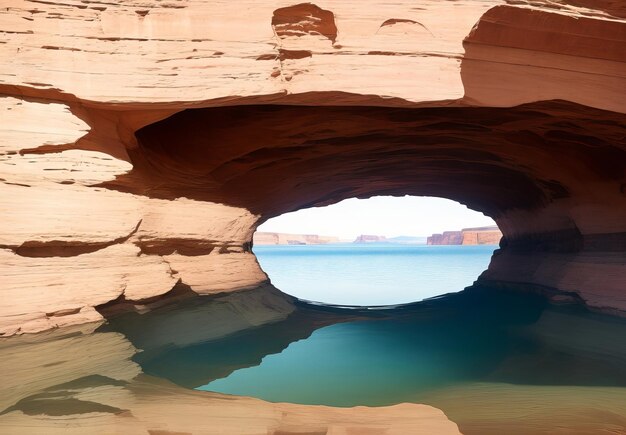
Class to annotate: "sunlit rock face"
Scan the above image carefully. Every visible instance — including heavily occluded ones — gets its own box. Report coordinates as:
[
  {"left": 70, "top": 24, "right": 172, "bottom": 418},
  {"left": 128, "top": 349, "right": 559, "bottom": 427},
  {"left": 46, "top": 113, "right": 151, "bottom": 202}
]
[{"left": 1, "top": 0, "right": 625, "bottom": 335}]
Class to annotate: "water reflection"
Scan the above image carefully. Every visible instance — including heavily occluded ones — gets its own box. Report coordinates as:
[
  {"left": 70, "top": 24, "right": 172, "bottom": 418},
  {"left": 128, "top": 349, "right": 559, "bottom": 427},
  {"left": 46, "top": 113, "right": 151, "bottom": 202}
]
[
  {"left": 2, "top": 284, "right": 626, "bottom": 434},
  {"left": 105, "top": 288, "right": 626, "bottom": 402}
]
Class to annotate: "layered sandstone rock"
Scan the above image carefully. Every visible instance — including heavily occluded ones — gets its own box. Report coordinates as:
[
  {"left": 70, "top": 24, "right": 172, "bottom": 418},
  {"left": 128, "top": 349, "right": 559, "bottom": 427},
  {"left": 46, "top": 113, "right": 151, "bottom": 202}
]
[
  {"left": 254, "top": 231, "right": 340, "bottom": 245},
  {"left": 428, "top": 232, "right": 464, "bottom": 246},
  {"left": 1, "top": 2, "right": 625, "bottom": 434},
  {"left": 0, "top": 0, "right": 625, "bottom": 336},
  {"left": 462, "top": 226, "right": 502, "bottom": 245},
  {"left": 428, "top": 226, "right": 502, "bottom": 245}
]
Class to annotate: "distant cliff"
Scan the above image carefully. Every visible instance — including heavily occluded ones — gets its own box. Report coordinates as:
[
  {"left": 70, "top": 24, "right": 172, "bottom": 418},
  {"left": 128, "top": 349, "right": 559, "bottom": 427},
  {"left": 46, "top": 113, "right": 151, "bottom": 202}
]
[
  {"left": 387, "top": 236, "right": 427, "bottom": 245},
  {"left": 427, "top": 226, "right": 501, "bottom": 245},
  {"left": 254, "top": 232, "right": 340, "bottom": 245},
  {"left": 353, "top": 235, "right": 388, "bottom": 243},
  {"left": 427, "top": 231, "right": 464, "bottom": 245}
]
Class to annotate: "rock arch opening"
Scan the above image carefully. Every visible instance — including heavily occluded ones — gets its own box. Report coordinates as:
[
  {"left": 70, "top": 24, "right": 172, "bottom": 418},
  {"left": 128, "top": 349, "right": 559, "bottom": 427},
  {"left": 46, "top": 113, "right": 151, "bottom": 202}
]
[
  {"left": 124, "top": 100, "right": 626, "bottom": 315},
  {"left": 1, "top": 1, "right": 625, "bottom": 433},
  {"left": 252, "top": 196, "right": 501, "bottom": 306}
]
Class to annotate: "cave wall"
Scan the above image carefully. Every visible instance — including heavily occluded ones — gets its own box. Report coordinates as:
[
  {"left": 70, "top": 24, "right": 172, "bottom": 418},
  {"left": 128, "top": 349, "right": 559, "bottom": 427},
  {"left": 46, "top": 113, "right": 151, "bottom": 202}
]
[{"left": 1, "top": 0, "right": 625, "bottom": 335}]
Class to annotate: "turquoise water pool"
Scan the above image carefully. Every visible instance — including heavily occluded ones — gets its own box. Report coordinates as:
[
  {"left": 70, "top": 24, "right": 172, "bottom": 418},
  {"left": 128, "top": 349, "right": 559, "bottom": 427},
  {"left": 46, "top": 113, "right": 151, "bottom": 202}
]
[{"left": 98, "top": 244, "right": 626, "bottom": 433}]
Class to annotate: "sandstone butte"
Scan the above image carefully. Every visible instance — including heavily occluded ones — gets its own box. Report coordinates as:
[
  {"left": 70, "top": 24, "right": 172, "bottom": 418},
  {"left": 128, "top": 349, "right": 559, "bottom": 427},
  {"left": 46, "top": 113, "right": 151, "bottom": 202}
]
[
  {"left": 0, "top": 0, "right": 625, "bottom": 433},
  {"left": 427, "top": 226, "right": 502, "bottom": 245}
]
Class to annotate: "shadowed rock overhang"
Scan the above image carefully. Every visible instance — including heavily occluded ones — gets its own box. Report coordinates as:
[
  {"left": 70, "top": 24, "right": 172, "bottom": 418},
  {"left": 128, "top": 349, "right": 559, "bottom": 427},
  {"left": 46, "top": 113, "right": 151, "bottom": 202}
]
[{"left": 0, "top": 0, "right": 625, "bottom": 335}]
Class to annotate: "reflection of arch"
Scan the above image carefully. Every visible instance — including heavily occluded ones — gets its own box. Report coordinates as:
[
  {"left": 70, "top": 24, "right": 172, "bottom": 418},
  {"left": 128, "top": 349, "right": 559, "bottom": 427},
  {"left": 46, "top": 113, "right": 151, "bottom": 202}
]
[{"left": 105, "top": 286, "right": 626, "bottom": 397}]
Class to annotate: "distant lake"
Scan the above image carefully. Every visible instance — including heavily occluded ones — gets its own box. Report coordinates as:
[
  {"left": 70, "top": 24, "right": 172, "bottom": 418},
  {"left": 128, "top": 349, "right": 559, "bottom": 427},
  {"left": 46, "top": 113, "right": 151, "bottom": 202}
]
[{"left": 253, "top": 244, "right": 497, "bottom": 306}]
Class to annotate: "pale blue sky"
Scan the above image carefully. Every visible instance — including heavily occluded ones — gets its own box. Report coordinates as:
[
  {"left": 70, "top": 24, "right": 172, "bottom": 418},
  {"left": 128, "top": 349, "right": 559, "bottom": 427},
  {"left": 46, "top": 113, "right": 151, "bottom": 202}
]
[{"left": 257, "top": 196, "right": 496, "bottom": 240}]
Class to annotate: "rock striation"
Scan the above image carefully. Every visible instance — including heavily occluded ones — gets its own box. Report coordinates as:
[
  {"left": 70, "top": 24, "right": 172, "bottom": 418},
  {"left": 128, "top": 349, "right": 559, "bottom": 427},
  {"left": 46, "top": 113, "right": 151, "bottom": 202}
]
[
  {"left": 2, "top": 2, "right": 626, "bottom": 433},
  {"left": 0, "top": 0, "right": 625, "bottom": 334},
  {"left": 253, "top": 232, "right": 339, "bottom": 245},
  {"left": 428, "top": 226, "right": 502, "bottom": 245},
  {"left": 428, "top": 232, "right": 463, "bottom": 246}
]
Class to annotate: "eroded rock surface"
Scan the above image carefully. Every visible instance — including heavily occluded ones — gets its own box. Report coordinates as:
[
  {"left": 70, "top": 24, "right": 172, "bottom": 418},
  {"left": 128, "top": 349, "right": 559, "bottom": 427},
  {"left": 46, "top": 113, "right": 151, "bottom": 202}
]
[
  {"left": 0, "top": 0, "right": 625, "bottom": 333},
  {"left": 2, "top": 2, "right": 625, "bottom": 433}
]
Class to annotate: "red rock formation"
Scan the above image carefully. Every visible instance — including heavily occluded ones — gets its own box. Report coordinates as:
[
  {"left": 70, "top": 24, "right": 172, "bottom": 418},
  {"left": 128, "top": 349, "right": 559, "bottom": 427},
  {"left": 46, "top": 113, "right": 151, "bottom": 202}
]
[
  {"left": 428, "top": 232, "right": 464, "bottom": 246},
  {"left": 1, "top": 1, "right": 626, "bottom": 434},
  {"left": 428, "top": 226, "right": 502, "bottom": 245},
  {"left": 462, "top": 227, "right": 502, "bottom": 245}
]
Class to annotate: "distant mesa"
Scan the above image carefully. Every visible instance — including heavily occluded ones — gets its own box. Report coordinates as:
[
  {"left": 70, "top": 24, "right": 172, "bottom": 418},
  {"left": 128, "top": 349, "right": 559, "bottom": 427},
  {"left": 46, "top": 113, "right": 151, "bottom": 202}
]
[
  {"left": 427, "top": 226, "right": 501, "bottom": 245},
  {"left": 353, "top": 234, "right": 388, "bottom": 243},
  {"left": 255, "top": 230, "right": 498, "bottom": 246},
  {"left": 387, "top": 235, "right": 427, "bottom": 244},
  {"left": 254, "top": 232, "right": 339, "bottom": 245}
]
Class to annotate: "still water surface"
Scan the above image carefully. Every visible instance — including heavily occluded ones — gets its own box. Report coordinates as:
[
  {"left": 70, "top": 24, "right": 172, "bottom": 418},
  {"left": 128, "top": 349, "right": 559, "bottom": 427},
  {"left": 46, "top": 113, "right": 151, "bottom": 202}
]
[
  {"left": 4, "top": 245, "right": 625, "bottom": 434},
  {"left": 102, "top": 245, "right": 626, "bottom": 433},
  {"left": 254, "top": 244, "right": 496, "bottom": 305},
  {"left": 193, "top": 292, "right": 626, "bottom": 409}
]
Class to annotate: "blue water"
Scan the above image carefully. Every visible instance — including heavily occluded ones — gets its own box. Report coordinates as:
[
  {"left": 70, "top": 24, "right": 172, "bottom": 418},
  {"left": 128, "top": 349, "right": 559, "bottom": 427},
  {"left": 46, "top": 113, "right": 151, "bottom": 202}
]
[
  {"left": 99, "top": 244, "right": 626, "bottom": 432},
  {"left": 187, "top": 290, "right": 626, "bottom": 410},
  {"left": 254, "top": 244, "right": 496, "bottom": 305},
  {"left": 199, "top": 317, "right": 497, "bottom": 406}
]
